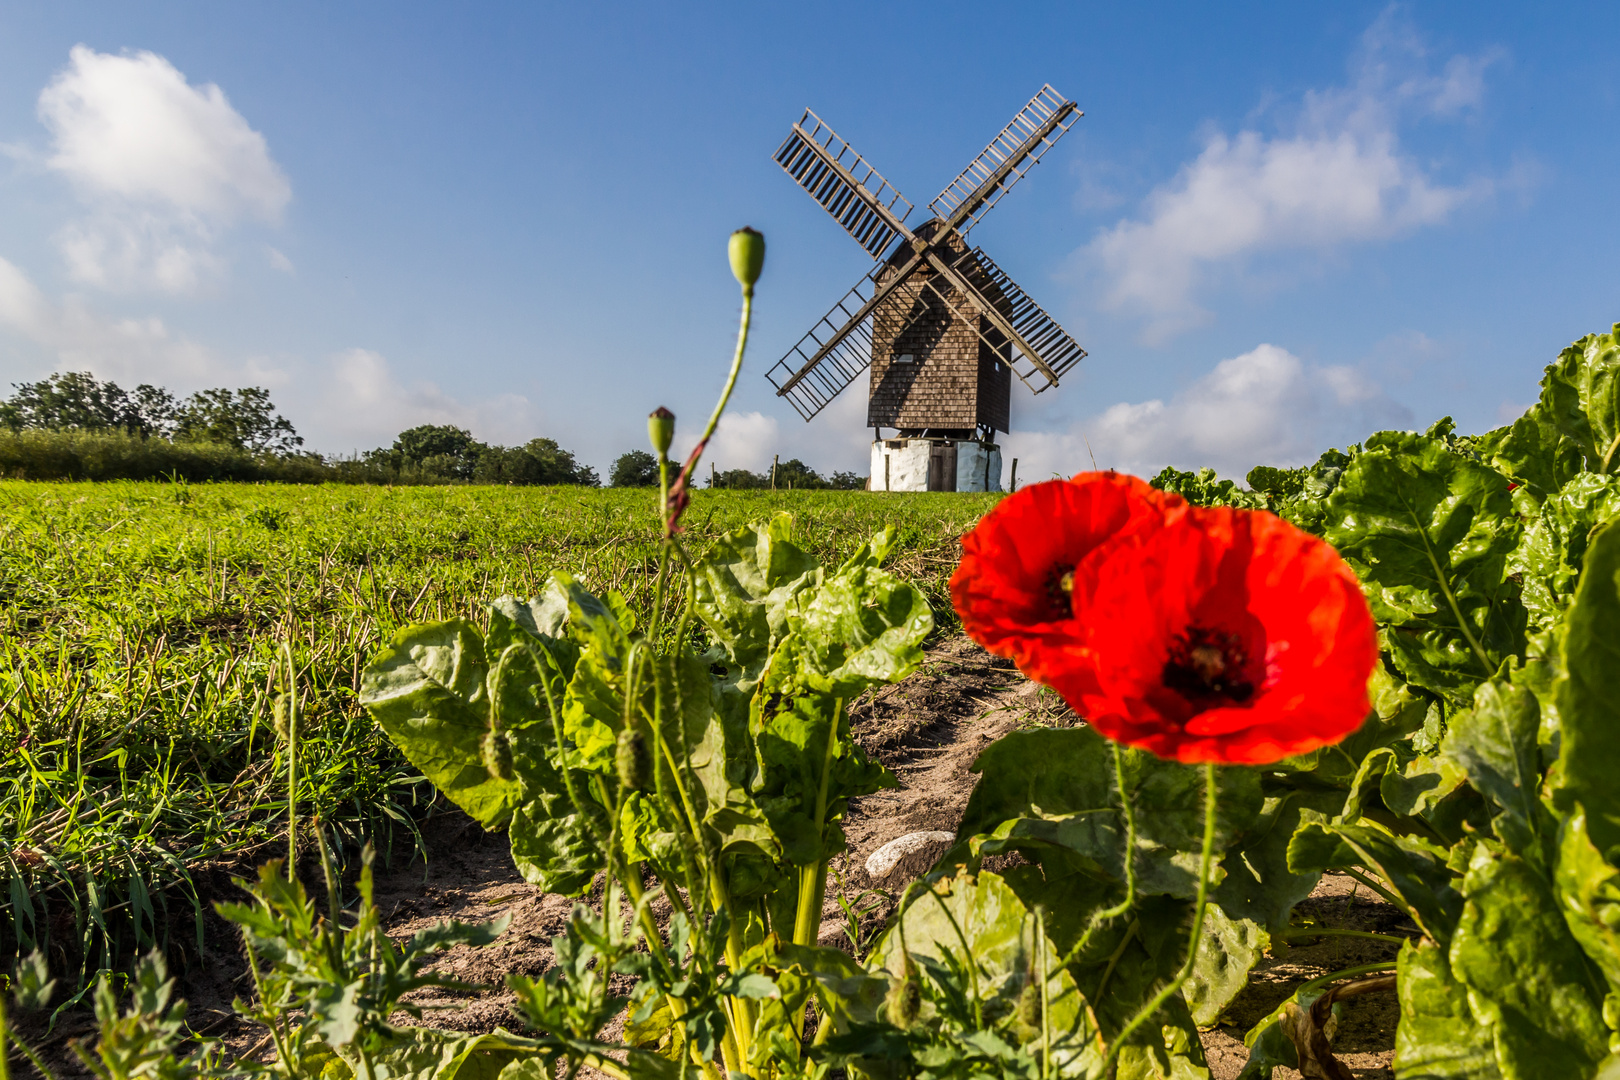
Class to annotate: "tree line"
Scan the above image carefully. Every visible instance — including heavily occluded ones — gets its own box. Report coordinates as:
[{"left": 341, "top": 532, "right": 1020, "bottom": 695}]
[
  {"left": 0, "top": 372, "right": 860, "bottom": 488},
  {"left": 607, "top": 449, "right": 864, "bottom": 490}
]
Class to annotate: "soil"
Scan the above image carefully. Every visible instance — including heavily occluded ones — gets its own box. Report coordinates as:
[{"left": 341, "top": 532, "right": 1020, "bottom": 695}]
[{"left": 10, "top": 636, "right": 1405, "bottom": 1079}]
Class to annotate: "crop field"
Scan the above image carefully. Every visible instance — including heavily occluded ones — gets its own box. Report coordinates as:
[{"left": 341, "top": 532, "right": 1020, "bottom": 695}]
[
  {"left": 2, "top": 320, "right": 1619, "bottom": 1080},
  {"left": 0, "top": 480, "right": 994, "bottom": 991}
]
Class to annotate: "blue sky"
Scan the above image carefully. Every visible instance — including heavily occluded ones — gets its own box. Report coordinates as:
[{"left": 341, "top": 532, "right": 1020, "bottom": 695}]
[{"left": 0, "top": 2, "right": 1616, "bottom": 481}]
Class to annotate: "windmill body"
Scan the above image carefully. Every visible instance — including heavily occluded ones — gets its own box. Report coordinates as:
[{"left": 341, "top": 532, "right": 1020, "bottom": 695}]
[{"left": 767, "top": 86, "right": 1087, "bottom": 491}]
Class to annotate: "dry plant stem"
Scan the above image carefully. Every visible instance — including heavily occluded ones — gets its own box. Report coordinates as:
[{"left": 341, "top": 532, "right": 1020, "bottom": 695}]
[
  {"left": 1102, "top": 761, "right": 1217, "bottom": 1079},
  {"left": 1287, "top": 961, "right": 1398, "bottom": 1002},
  {"left": 284, "top": 641, "right": 298, "bottom": 877}
]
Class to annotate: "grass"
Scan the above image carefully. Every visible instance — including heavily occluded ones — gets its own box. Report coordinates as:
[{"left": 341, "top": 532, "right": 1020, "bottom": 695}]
[{"left": 0, "top": 479, "right": 996, "bottom": 994}]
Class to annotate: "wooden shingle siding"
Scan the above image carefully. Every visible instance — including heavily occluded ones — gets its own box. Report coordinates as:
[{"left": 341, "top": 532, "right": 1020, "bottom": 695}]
[{"left": 866, "top": 225, "right": 1011, "bottom": 433}]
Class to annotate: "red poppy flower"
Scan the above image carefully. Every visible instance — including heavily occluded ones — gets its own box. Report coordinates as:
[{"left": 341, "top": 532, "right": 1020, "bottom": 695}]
[
  {"left": 950, "top": 472, "right": 1181, "bottom": 671},
  {"left": 1047, "top": 505, "right": 1376, "bottom": 764}
]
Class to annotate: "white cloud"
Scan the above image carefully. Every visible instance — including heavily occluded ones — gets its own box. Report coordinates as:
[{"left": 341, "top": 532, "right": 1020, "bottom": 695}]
[
  {"left": 1086, "top": 10, "right": 1499, "bottom": 342},
  {"left": 267, "top": 247, "right": 295, "bottom": 274},
  {"left": 0, "top": 254, "right": 223, "bottom": 384},
  {"left": 1003, "top": 343, "right": 1413, "bottom": 482},
  {"left": 0, "top": 257, "right": 543, "bottom": 454},
  {"left": 36, "top": 46, "right": 290, "bottom": 293},
  {"left": 675, "top": 388, "right": 873, "bottom": 478},
  {"left": 305, "top": 348, "right": 544, "bottom": 453}
]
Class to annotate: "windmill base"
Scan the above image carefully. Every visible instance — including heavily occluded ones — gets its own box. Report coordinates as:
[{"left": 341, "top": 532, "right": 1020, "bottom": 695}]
[{"left": 870, "top": 438, "right": 1002, "bottom": 493}]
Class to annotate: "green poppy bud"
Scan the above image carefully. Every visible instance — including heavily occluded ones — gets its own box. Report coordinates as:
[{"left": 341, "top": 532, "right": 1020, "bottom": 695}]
[
  {"left": 729, "top": 227, "right": 765, "bottom": 292},
  {"left": 884, "top": 972, "right": 920, "bottom": 1029},
  {"left": 482, "top": 727, "right": 514, "bottom": 782},
  {"left": 616, "top": 725, "right": 651, "bottom": 792},
  {"left": 648, "top": 407, "right": 675, "bottom": 458}
]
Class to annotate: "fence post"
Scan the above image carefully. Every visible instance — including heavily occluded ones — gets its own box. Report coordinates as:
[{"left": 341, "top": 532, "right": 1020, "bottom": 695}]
[{"left": 1010, "top": 458, "right": 1018, "bottom": 493}]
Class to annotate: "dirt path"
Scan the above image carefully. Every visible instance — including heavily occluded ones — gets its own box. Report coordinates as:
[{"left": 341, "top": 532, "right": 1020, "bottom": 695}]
[{"left": 14, "top": 636, "right": 1402, "bottom": 1079}]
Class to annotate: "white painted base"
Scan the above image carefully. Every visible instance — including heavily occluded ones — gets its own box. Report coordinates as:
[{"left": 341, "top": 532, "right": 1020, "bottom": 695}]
[{"left": 870, "top": 439, "right": 1002, "bottom": 492}]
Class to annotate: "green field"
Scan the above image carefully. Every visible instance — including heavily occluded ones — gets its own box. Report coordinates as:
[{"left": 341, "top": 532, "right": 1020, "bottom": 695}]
[{"left": 0, "top": 480, "right": 995, "bottom": 987}]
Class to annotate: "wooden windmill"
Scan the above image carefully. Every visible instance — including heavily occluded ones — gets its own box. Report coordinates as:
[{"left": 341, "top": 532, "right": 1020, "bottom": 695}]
[{"left": 766, "top": 85, "right": 1087, "bottom": 491}]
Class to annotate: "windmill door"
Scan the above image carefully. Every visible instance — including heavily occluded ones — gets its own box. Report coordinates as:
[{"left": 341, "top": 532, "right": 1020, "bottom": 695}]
[{"left": 926, "top": 442, "right": 958, "bottom": 492}]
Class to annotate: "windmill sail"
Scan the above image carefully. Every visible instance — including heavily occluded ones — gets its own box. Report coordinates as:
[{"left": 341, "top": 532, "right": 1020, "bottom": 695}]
[
  {"left": 929, "top": 86, "right": 1079, "bottom": 234},
  {"left": 774, "top": 111, "right": 914, "bottom": 259},
  {"left": 764, "top": 268, "right": 885, "bottom": 421},
  {"left": 933, "top": 247, "right": 1087, "bottom": 393}
]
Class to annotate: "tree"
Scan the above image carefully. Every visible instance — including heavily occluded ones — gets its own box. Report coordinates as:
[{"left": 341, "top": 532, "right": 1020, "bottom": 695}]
[
  {"left": 772, "top": 458, "right": 823, "bottom": 489},
  {"left": 1, "top": 371, "right": 176, "bottom": 437},
  {"left": 610, "top": 450, "right": 659, "bottom": 487},
  {"left": 389, "top": 425, "right": 482, "bottom": 479},
  {"left": 472, "top": 438, "right": 599, "bottom": 486},
  {"left": 710, "top": 468, "right": 765, "bottom": 489},
  {"left": 392, "top": 425, "right": 477, "bottom": 463},
  {"left": 828, "top": 470, "right": 866, "bottom": 490},
  {"left": 174, "top": 387, "right": 302, "bottom": 454}
]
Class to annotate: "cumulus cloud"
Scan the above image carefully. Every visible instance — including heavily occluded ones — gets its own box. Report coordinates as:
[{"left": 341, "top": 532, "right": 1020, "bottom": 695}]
[
  {"left": 1002, "top": 343, "right": 1413, "bottom": 482},
  {"left": 677, "top": 389, "right": 873, "bottom": 478},
  {"left": 305, "top": 348, "right": 544, "bottom": 453},
  {"left": 0, "top": 254, "right": 223, "bottom": 383},
  {"left": 0, "top": 257, "right": 545, "bottom": 454},
  {"left": 1086, "top": 10, "right": 1500, "bottom": 342},
  {"left": 36, "top": 45, "right": 290, "bottom": 293}
]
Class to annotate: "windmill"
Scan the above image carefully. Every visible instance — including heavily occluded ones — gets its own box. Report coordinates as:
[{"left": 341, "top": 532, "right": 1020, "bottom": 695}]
[{"left": 765, "top": 85, "right": 1087, "bottom": 492}]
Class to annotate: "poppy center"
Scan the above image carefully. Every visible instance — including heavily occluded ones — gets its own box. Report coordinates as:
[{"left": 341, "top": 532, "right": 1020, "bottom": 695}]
[
  {"left": 1163, "top": 625, "right": 1254, "bottom": 705},
  {"left": 1044, "top": 563, "right": 1075, "bottom": 619}
]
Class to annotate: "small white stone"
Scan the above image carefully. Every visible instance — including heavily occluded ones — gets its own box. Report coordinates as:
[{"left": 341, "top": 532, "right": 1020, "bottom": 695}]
[{"left": 865, "top": 831, "right": 956, "bottom": 883}]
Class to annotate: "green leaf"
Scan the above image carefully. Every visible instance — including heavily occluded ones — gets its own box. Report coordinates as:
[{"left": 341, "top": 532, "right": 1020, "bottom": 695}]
[
  {"left": 1214, "top": 789, "right": 1345, "bottom": 939},
  {"left": 1392, "top": 937, "right": 1501, "bottom": 1079},
  {"left": 361, "top": 620, "right": 518, "bottom": 828},
  {"left": 487, "top": 582, "right": 571, "bottom": 647},
  {"left": 870, "top": 870, "right": 1109, "bottom": 1074},
  {"left": 1540, "top": 324, "right": 1620, "bottom": 474},
  {"left": 751, "top": 680, "right": 895, "bottom": 866},
  {"left": 1184, "top": 904, "right": 1268, "bottom": 1027},
  {"left": 692, "top": 514, "right": 819, "bottom": 691},
  {"left": 1555, "top": 807, "right": 1620, "bottom": 998},
  {"left": 1508, "top": 472, "right": 1620, "bottom": 631},
  {"left": 783, "top": 560, "right": 933, "bottom": 698},
  {"left": 1469, "top": 404, "right": 1584, "bottom": 499},
  {"left": 1440, "top": 680, "right": 1549, "bottom": 861},
  {"left": 953, "top": 727, "right": 1263, "bottom": 899},
  {"left": 1555, "top": 520, "right": 1620, "bottom": 856},
  {"left": 1323, "top": 430, "right": 1526, "bottom": 703},
  {"left": 1288, "top": 822, "right": 1462, "bottom": 942},
  {"left": 1449, "top": 845, "right": 1609, "bottom": 1079}
]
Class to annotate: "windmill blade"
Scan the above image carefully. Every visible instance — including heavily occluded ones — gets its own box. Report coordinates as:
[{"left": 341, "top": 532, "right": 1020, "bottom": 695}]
[
  {"left": 775, "top": 110, "right": 915, "bottom": 259},
  {"left": 930, "top": 86, "right": 1080, "bottom": 235},
  {"left": 765, "top": 256, "right": 930, "bottom": 420},
  {"left": 923, "top": 247, "right": 1087, "bottom": 393}
]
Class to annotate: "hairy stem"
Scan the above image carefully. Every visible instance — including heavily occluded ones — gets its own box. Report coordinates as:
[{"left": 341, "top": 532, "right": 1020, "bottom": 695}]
[
  {"left": 1059, "top": 742, "right": 1139, "bottom": 969},
  {"left": 1102, "top": 761, "right": 1217, "bottom": 1077}
]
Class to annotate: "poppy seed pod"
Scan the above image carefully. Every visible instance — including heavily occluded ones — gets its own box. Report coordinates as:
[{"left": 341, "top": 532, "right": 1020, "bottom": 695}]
[
  {"left": 884, "top": 969, "right": 920, "bottom": 1029},
  {"left": 616, "top": 726, "right": 651, "bottom": 792},
  {"left": 648, "top": 407, "right": 675, "bottom": 458},
  {"left": 729, "top": 227, "right": 765, "bottom": 291},
  {"left": 482, "top": 727, "right": 514, "bottom": 782}
]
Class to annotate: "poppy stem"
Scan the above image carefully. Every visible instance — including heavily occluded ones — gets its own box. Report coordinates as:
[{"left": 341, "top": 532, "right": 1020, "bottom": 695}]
[
  {"left": 1100, "top": 761, "right": 1217, "bottom": 1078},
  {"left": 1057, "top": 742, "right": 1138, "bottom": 970}
]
